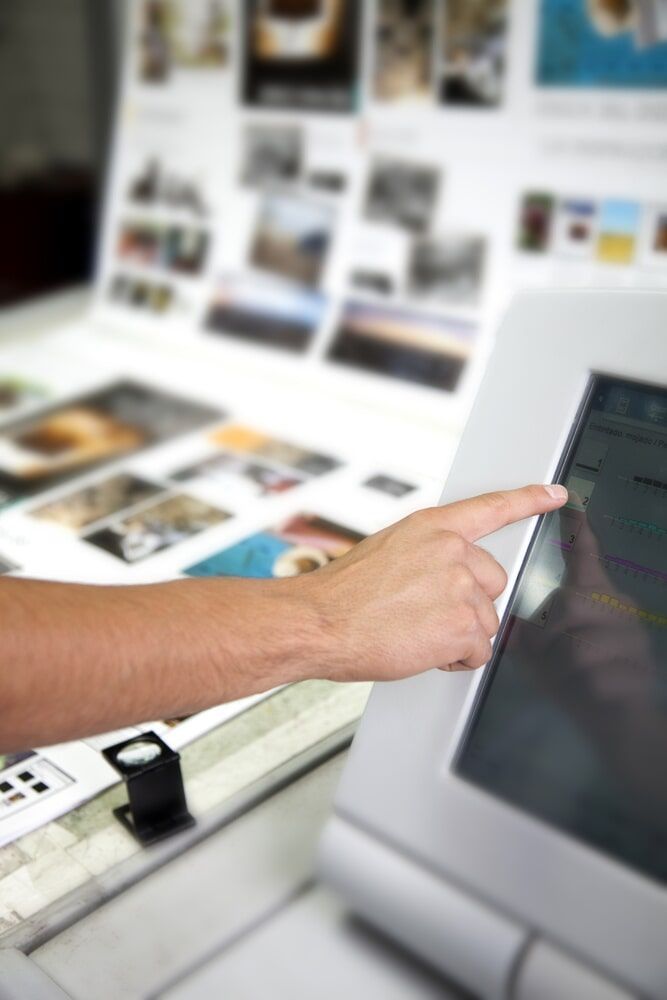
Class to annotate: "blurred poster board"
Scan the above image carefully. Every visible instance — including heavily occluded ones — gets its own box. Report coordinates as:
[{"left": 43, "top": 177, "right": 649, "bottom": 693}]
[{"left": 1, "top": 0, "right": 666, "bottom": 845}]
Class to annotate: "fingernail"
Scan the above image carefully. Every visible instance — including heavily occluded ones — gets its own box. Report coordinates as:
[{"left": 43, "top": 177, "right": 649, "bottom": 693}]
[{"left": 544, "top": 484, "right": 568, "bottom": 501}]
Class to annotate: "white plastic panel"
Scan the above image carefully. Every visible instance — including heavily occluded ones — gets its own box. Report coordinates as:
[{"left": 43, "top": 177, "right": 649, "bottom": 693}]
[{"left": 321, "top": 290, "right": 667, "bottom": 1000}]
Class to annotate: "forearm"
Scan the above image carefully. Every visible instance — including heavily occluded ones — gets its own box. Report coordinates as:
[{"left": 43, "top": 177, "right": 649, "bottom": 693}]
[
  {"left": 0, "top": 577, "right": 324, "bottom": 752},
  {"left": 0, "top": 485, "right": 567, "bottom": 753}
]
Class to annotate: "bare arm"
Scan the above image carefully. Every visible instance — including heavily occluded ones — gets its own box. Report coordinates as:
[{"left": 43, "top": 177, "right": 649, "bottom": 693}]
[{"left": 0, "top": 484, "right": 567, "bottom": 752}]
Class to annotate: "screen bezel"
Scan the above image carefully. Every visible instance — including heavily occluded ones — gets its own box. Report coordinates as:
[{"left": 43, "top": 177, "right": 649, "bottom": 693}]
[
  {"left": 452, "top": 370, "right": 667, "bottom": 884},
  {"left": 453, "top": 371, "right": 596, "bottom": 757},
  {"left": 329, "top": 291, "right": 667, "bottom": 1000}
]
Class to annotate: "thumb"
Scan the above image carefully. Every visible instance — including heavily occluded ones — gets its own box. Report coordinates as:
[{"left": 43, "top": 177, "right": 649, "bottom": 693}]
[{"left": 439, "top": 484, "right": 569, "bottom": 543}]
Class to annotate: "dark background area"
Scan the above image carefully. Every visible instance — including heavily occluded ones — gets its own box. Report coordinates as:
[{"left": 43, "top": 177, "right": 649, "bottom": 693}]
[{"left": 0, "top": 0, "right": 121, "bottom": 308}]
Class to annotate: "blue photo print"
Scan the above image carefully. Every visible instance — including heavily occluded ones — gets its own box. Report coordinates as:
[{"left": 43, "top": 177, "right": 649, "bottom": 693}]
[
  {"left": 536, "top": 0, "right": 667, "bottom": 89},
  {"left": 186, "top": 513, "right": 364, "bottom": 580}
]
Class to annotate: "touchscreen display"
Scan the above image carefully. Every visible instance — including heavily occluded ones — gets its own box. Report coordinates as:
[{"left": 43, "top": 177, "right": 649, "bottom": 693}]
[{"left": 457, "top": 376, "right": 667, "bottom": 883}]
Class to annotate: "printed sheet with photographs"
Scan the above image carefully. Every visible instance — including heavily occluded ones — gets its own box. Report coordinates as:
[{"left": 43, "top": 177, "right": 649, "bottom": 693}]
[
  {"left": 0, "top": 366, "right": 437, "bottom": 847},
  {"left": 94, "top": 0, "right": 667, "bottom": 408},
  {"left": 2, "top": 0, "right": 667, "bottom": 847}
]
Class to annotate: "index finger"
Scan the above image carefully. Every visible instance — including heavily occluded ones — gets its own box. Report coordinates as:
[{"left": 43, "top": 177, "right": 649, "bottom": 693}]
[{"left": 440, "top": 484, "right": 568, "bottom": 543}]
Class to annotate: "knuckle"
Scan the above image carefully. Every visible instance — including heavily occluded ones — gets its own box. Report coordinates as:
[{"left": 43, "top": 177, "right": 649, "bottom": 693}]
[
  {"left": 408, "top": 507, "right": 439, "bottom": 531},
  {"left": 443, "top": 531, "right": 467, "bottom": 559},
  {"left": 459, "top": 604, "right": 479, "bottom": 635},
  {"left": 484, "top": 491, "right": 511, "bottom": 518},
  {"left": 453, "top": 565, "right": 475, "bottom": 593}
]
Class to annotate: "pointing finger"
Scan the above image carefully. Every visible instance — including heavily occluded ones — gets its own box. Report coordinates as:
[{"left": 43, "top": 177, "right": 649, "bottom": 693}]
[{"left": 440, "top": 484, "right": 568, "bottom": 543}]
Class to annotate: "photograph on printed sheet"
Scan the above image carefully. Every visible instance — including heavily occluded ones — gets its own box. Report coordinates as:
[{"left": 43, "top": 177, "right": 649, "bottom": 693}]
[
  {"left": 84, "top": 493, "right": 230, "bottom": 564},
  {"left": 439, "top": 0, "right": 509, "bottom": 107},
  {"left": 186, "top": 512, "right": 364, "bottom": 580},
  {"left": 205, "top": 273, "right": 328, "bottom": 353},
  {"left": 31, "top": 474, "right": 165, "bottom": 532},
  {"left": 328, "top": 300, "right": 476, "bottom": 392},
  {"left": 170, "top": 423, "right": 340, "bottom": 500},
  {"left": 249, "top": 190, "right": 336, "bottom": 289},
  {"left": 0, "top": 382, "right": 221, "bottom": 506},
  {"left": 373, "top": 0, "right": 435, "bottom": 104},
  {"left": 136, "top": 0, "right": 232, "bottom": 84},
  {"left": 241, "top": 0, "right": 361, "bottom": 112},
  {"left": 536, "top": 0, "right": 667, "bottom": 89}
]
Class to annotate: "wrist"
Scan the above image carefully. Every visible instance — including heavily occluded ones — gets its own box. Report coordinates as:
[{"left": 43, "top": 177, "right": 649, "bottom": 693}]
[
  {"left": 277, "top": 573, "right": 340, "bottom": 683},
  {"left": 194, "top": 576, "right": 336, "bottom": 696}
]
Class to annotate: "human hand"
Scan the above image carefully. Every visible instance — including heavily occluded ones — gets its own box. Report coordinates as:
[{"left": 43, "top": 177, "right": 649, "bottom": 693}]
[{"left": 299, "top": 484, "right": 568, "bottom": 682}]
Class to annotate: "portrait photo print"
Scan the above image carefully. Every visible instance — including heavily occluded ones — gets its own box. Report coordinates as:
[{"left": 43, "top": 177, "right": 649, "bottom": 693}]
[{"left": 249, "top": 190, "right": 336, "bottom": 288}]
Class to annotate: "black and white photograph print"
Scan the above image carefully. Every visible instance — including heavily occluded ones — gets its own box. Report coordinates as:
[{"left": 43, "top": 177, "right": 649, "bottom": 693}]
[
  {"left": 364, "top": 157, "right": 441, "bottom": 234},
  {"left": 307, "top": 169, "right": 348, "bottom": 195},
  {"left": 349, "top": 268, "right": 395, "bottom": 297},
  {"left": 407, "top": 235, "right": 486, "bottom": 305},
  {"left": 240, "top": 123, "right": 304, "bottom": 188}
]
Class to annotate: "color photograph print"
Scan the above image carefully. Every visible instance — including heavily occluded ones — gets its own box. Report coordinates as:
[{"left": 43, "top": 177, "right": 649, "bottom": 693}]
[
  {"left": 109, "top": 274, "right": 176, "bottom": 315},
  {"left": 84, "top": 493, "right": 230, "bottom": 564},
  {"left": 211, "top": 424, "right": 341, "bottom": 476},
  {"left": 596, "top": 199, "right": 640, "bottom": 264},
  {"left": 373, "top": 0, "right": 435, "bottom": 104},
  {"left": 31, "top": 473, "right": 164, "bottom": 533},
  {"left": 249, "top": 190, "right": 336, "bottom": 289},
  {"left": 208, "top": 424, "right": 340, "bottom": 477},
  {"left": 205, "top": 272, "right": 327, "bottom": 353},
  {"left": 186, "top": 512, "right": 365, "bottom": 579},
  {"left": 327, "top": 300, "right": 475, "bottom": 392},
  {"left": 0, "top": 381, "right": 221, "bottom": 506},
  {"left": 553, "top": 198, "right": 598, "bottom": 258},
  {"left": 117, "top": 220, "right": 209, "bottom": 276},
  {"left": 172, "top": 451, "right": 304, "bottom": 500},
  {"left": 137, "top": 0, "right": 231, "bottom": 84},
  {"left": 642, "top": 204, "right": 667, "bottom": 267},
  {"left": 241, "top": 0, "right": 361, "bottom": 113},
  {"left": 170, "top": 419, "right": 341, "bottom": 502},
  {"left": 440, "top": 0, "right": 509, "bottom": 107},
  {"left": 517, "top": 192, "right": 555, "bottom": 253},
  {"left": 536, "top": 0, "right": 667, "bottom": 89}
]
